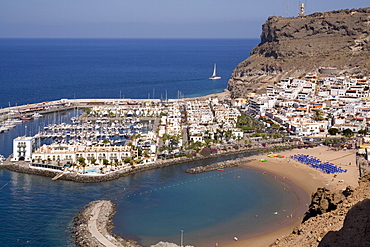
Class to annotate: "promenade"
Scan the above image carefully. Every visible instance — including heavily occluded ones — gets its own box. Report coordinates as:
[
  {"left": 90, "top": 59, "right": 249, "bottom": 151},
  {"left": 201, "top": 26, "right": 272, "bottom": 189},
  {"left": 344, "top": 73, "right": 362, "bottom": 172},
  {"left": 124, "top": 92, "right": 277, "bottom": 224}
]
[
  {"left": 73, "top": 200, "right": 139, "bottom": 247},
  {"left": 88, "top": 201, "right": 117, "bottom": 247}
]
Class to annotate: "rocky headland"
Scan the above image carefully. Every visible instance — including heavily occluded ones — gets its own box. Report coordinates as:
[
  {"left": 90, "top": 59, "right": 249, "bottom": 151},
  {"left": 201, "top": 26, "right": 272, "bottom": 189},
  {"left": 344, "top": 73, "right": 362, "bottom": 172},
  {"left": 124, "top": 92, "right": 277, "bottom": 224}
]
[
  {"left": 270, "top": 172, "right": 370, "bottom": 247},
  {"left": 227, "top": 7, "right": 370, "bottom": 98}
]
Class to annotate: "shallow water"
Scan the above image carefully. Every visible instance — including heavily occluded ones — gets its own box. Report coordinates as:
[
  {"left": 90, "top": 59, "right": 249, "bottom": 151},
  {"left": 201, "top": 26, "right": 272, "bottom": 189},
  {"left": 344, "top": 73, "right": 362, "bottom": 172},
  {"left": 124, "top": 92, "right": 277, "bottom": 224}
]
[{"left": 111, "top": 163, "right": 300, "bottom": 246}]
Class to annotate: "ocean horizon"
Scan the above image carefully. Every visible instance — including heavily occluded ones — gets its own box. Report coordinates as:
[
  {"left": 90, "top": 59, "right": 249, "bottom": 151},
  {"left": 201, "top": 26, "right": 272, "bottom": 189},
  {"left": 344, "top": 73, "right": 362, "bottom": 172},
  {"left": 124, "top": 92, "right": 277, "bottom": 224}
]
[{"left": 0, "top": 38, "right": 259, "bottom": 108}]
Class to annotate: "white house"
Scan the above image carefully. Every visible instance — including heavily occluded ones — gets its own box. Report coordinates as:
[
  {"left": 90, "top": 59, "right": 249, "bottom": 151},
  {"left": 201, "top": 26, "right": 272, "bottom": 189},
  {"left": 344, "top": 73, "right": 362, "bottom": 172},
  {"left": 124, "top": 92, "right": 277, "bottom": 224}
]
[{"left": 11, "top": 136, "right": 34, "bottom": 162}]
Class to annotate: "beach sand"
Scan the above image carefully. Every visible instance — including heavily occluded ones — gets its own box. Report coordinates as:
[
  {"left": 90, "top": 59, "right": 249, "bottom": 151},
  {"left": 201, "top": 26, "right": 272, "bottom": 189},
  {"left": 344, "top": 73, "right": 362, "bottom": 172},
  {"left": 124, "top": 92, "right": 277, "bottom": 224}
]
[{"left": 221, "top": 146, "right": 358, "bottom": 247}]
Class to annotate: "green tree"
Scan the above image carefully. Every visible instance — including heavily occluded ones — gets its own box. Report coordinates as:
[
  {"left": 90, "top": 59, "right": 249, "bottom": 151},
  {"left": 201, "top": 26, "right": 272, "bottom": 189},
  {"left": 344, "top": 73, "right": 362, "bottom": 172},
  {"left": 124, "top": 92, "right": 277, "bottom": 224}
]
[
  {"left": 103, "top": 158, "right": 110, "bottom": 167},
  {"left": 124, "top": 157, "right": 132, "bottom": 164},
  {"left": 342, "top": 128, "right": 354, "bottom": 137},
  {"left": 77, "top": 157, "right": 86, "bottom": 173},
  {"left": 143, "top": 150, "right": 150, "bottom": 158},
  {"left": 358, "top": 129, "right": 367, "bottom": 135},
  {"left": 313, "top": 110, "right": 324, "bottom": 121},
  {"left": 90, "top": 157, "right": 97, "bottom": 165},
  {"left": 328, "top": 128, "right": 339, "bottom": 135}
]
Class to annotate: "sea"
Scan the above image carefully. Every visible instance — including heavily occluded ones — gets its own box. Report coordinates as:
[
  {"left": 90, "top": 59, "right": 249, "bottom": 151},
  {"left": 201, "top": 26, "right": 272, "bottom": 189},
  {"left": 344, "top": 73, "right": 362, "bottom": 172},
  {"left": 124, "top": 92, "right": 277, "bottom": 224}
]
[{"left": 0, "top": 39, "right": 304, "bottom": 247}]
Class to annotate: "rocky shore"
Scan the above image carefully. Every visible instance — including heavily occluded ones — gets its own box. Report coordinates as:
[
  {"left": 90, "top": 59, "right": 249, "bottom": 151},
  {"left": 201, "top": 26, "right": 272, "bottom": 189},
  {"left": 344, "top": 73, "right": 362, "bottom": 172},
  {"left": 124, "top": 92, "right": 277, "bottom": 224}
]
[
  {"left": 270, "top": 172, "right": 370, "bottom": 247},
  {"left": 0, "top": 144, "right": 296, "bottom": 183}
]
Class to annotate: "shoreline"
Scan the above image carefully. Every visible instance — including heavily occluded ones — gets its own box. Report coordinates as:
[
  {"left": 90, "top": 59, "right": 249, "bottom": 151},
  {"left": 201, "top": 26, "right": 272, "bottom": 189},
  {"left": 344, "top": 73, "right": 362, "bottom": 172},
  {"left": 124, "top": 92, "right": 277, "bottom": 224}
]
[
  {"left": 217, "top": 166, "right": 309, "bottom": 246},
  {"left": 69, "top": 146, "right": 358, "bottom": 247},
  {"left": 0, "top": 144, "right": 295, "bottom": 183},
  {"left": 222, "top": 146, "right": 358, "bottom": 246}
]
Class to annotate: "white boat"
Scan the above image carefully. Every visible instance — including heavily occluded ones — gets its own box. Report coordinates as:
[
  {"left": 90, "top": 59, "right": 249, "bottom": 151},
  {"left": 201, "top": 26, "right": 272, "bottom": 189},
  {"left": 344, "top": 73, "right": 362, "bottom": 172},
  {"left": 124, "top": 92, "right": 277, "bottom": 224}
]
[
  {"left": 209, "top": 63, "right": 221, "bottom": 80},
  {"left": 32, "top": 112, "right": 43, "bottom": 118},
  {"left": 0, "top": 154, "right": 5, "bottom": 163}
]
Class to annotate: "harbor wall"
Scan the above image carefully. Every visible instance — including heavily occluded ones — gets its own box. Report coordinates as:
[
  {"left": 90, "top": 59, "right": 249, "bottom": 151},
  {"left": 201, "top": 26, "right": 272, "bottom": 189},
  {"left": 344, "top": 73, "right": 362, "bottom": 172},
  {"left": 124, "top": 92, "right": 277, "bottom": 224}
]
[{"left": 0, "top": 144, "right": 297, "bottom": 183}]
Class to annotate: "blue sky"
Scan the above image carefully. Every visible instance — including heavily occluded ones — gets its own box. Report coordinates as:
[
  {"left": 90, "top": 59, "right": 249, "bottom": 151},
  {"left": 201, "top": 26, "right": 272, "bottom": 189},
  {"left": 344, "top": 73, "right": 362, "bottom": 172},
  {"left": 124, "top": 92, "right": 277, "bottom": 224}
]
[{"left": 0, "top": 0, "right": 368, "bottom": 38}]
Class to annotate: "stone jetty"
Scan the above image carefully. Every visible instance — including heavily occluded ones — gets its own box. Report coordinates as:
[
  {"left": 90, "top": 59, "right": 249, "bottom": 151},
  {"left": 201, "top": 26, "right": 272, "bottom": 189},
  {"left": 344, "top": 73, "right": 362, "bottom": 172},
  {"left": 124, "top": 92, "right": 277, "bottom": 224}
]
[
  {"left": 186, "top": 156, "right": 254, "bottom": 174},
  {"left": 71, "top": 200, "right": 139, "bottom": 247}
]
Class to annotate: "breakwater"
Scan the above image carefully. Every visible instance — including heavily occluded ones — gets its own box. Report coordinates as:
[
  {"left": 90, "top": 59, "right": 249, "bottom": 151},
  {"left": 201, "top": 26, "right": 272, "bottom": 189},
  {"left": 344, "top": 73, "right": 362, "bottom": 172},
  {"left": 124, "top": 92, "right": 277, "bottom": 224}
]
[
  {"left": 72, "top": 200, "right": 195, "bottom": 247},
  {"left": 185, "top": 156, "right": 254, "bottom": 174},
  {"left": 0, "top": 144, "right": 297, "bottom": 183},
  {"left": 71, "top": 200, "right": 139, "bottom": 247}
]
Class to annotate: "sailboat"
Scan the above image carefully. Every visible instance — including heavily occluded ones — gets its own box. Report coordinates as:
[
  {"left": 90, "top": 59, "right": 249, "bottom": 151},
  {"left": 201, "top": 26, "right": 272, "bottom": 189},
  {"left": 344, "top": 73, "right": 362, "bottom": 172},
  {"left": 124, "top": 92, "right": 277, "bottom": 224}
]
[{"left": 209, "top": 63, "right": 221, "bottom": 80}]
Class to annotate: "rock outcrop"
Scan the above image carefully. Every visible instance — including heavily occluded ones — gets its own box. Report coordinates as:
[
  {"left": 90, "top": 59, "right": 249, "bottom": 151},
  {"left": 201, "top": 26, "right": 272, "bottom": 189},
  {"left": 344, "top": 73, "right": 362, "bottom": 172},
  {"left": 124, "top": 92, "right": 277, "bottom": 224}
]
[
  {"left": 270, "top": 172, "right": 370, "bottom": 247},
  {"left": 228, "top": 7, "right": 370, "bottom": 98}
]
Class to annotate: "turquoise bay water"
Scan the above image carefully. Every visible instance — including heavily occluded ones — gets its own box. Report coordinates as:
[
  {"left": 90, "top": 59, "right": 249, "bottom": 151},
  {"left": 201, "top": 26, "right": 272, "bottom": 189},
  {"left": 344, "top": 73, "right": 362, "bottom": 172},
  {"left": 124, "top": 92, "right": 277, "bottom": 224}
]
[
  {"left": 112, "top": 166, "right": 300, "bottom": 246},
  {"left": 0, "top": 39, "right": 305, "bottom": 247}
]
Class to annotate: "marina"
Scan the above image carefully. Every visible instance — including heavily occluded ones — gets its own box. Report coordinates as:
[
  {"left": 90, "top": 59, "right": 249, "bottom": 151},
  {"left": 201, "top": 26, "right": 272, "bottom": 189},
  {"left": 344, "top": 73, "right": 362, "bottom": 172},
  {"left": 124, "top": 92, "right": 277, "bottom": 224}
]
[{"left": 0, "top": 30, "right": 295, "bottom": 246}]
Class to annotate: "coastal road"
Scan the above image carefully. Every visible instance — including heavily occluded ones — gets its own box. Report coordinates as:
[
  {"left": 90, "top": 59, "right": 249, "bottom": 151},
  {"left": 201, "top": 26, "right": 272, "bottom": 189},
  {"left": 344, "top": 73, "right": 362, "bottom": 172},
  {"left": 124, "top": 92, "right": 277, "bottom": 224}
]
[{"left": 88, "top": 201, "right": 117, "bottom": 247}]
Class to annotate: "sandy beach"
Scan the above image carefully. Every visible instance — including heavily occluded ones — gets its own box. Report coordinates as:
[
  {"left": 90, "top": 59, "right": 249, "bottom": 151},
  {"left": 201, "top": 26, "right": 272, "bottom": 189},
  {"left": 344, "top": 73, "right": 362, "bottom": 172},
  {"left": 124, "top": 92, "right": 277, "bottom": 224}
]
[{"left": 222, "top": 145, "right": 358, "bottom": 247}]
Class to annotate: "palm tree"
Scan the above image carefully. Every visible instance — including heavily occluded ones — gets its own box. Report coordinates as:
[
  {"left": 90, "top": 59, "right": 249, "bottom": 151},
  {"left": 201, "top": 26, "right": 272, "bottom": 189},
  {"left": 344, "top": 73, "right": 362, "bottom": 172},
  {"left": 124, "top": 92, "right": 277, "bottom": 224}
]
[
  {"left": 77, "top": 157, "right": 86, "bottom": 173},
  {"left": 313, "top": 110, "right": 324, "bottom": 121},
  {"left": 103, "top": 159, "right": 109, "bottom": 168},
  {"left": 91, "top": 157, "right": 97, "bottom": 165}
]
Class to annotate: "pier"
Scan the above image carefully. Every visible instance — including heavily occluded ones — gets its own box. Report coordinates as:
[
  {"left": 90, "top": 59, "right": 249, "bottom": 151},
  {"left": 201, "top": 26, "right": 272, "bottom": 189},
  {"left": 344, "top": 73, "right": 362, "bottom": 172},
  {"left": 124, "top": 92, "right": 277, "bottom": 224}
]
[
  {"left": 72, "top": 200, "right": 139, "bottom": 247},
  {"left": 0, "top": 98, "right": 165, "bottom": 123}
]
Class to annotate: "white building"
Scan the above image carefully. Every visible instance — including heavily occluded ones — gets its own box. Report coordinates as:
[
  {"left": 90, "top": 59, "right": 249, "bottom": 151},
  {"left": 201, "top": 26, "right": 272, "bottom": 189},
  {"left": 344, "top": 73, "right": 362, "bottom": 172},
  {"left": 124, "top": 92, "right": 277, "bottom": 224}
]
[
  {"left": 32, "top": 143, "right": 136, "bottom": 165},
  {"left": 11, "top": 136, "right": 34, "bottom": 162}
]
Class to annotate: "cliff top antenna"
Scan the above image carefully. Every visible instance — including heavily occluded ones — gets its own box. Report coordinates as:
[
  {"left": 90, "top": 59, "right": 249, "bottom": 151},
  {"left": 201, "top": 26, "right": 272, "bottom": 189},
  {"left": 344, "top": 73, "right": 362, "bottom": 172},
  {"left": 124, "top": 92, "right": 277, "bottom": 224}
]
[
  {"left": 286, "top": 0, "right": 289, "bottom": 17},
  {"left": 298, "top": 2, "right": 305, "bottom": 17}
]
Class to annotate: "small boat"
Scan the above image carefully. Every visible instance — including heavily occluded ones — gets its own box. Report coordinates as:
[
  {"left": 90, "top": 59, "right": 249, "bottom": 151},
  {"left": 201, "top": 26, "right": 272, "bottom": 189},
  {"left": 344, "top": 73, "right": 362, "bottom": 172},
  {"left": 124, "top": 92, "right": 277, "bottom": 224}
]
[
  {"left": 209, "top": 63, "right": 221, "bottom": 80},
  {"left": 32, "top": 112, "right": 43, "bottom": 118},
  {"left": 217, "top": 168, "right": 224, "bottom": 171},
  {"left": 0, "top": 154, "right": 5, "bottom": 163},
  {"left": 20, "top": 116, "right": 32, "bottom": 120}
]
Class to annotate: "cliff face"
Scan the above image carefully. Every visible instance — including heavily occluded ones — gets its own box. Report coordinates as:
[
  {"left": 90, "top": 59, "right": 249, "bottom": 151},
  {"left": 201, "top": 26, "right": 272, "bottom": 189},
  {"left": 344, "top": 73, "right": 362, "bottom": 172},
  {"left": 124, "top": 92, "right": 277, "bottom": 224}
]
[
  {"left": 227, "top": 7, "right": 370, "bottom": 98},
  {"left": 270, "top": 172, "right": 370, "bottom": 247}
]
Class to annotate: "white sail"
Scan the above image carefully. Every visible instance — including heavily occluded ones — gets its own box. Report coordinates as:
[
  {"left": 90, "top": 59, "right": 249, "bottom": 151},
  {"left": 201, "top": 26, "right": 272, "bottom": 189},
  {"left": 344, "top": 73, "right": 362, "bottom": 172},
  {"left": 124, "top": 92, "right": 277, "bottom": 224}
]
[
  {"left": 209, "top": 63, "right": 221, "bottom": 80},
  {"left": 212, "top": 64, "right": 217, "bottom": 77}
]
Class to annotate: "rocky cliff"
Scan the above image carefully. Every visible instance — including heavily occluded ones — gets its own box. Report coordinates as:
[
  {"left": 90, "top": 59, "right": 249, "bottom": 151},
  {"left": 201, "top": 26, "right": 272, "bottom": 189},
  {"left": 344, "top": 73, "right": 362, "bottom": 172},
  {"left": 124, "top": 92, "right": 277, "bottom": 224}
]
[
  {"left": 270, "top": 172, "right": 370, "bottom": 247},
  {"left": 227, "top": 7, "right": 370, "bottom": 98}
]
